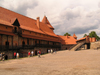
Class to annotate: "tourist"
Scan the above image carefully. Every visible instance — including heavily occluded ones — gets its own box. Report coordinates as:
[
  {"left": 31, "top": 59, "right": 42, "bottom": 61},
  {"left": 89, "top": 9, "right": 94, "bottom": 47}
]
[
  {"left": 16, "top": 53, "right": 19, "bottom": 59},
  {"left": 48, "top": 49, "right": 50, "bottom": 53},
  {"left": 51, "top": 49, "right": 53, "bottom": 54},
  {"left": 14, "top": 52, "right": 16, "bottom": 59},
  {"left": 31, "top": 51, "right": 34, "bottom": 57},
  {"left": 38, "top": 51, "right": 41, "bottom": 58},
  {"left": 2, "top": 53, "right": 5, "bottom": 61},
  {"left": 28, "top": 51, "right": 31, "bottom": 57}
]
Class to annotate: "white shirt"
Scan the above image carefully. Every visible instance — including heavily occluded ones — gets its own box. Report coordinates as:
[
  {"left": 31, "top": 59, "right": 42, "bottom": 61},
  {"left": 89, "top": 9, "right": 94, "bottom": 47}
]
[{"left": 31, "top": 51, "right": 34, "bottom": 54}]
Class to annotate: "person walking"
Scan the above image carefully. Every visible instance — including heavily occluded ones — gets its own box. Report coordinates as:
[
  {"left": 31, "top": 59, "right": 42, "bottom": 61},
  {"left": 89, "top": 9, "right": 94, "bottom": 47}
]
[
  {"left": 38, "top": 51, "right": 41, "bottom": 58},
  {"left": 2, "top": 53, "right": 5, "bottom": 61},
  {"left": 16, "top": 53, "right": 19, "bottom": 59},
  {"left": 28, "top": 51, "right": 31, "bottom": 57},
  {"left": 14, "top": 52, "right": 16, "bottom": 59},
  {"left": 51, "top": 49, "right": 53, "bottom": 54},
  {"left": 31, "top": 51, "right": 34, "bottom": 57},
  {"left": 48, "top": 49, "right": 50, "bottom": 53}
]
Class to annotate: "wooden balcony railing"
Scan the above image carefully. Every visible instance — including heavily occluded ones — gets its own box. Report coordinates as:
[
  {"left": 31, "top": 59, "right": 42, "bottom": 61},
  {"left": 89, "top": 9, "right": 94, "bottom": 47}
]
[{"left": 0, "top": 44, "right": 61, "bottom": 51}]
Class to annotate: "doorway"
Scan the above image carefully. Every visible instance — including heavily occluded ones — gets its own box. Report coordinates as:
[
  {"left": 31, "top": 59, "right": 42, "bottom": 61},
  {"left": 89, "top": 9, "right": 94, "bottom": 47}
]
[{"left": 35, "top": 50, "right": 37, "bottom": 55}]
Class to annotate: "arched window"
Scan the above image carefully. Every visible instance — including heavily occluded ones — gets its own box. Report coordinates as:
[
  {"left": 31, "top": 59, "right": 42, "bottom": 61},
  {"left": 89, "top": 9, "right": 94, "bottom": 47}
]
[
  {"left": 35, "top": 50, "right": 37, "bottom": 55},
  {"left": 35, "top": 40, "right": 37, "bottom": 44},
  {"left": 5, "top": 41, "right": 9, "bottom": 46},
  {"left": 22, "top": 41, "right": 25, "bottom": 47}
]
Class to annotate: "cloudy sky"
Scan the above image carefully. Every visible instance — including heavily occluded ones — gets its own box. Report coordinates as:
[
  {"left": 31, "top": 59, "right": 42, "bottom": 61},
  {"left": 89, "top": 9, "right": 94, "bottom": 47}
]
[{"left": 0, "top": 0, "right": 100, "bottom": 39}]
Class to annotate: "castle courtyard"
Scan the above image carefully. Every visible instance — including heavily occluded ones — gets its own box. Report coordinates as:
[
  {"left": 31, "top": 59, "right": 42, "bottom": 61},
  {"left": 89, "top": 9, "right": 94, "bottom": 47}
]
[{"left": 0, "top": 49, "right": 100, "bottom": 75}]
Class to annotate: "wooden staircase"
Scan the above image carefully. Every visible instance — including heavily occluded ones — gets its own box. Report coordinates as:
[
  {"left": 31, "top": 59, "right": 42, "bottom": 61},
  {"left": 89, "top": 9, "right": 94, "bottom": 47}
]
[{"left": 70, "top": 42, "right": 85, "bottom": 51}]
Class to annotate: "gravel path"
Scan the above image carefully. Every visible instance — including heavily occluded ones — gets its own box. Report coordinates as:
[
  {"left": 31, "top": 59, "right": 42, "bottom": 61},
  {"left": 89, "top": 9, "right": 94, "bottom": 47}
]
[{"left": 0, "top": 49, "right": 100, "bottom": 75}]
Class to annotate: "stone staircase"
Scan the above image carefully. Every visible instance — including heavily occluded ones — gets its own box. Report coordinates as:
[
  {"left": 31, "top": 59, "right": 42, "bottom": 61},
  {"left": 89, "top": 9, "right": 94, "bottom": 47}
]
[{"left": 70, "top": 42, "right": 85, "bottom": 51}]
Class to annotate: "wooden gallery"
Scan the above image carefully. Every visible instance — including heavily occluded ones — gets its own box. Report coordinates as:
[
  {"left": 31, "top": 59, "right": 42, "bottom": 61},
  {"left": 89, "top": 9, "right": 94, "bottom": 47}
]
[{"left": 0, "top": 7, "right": 77, "bottom": 59}]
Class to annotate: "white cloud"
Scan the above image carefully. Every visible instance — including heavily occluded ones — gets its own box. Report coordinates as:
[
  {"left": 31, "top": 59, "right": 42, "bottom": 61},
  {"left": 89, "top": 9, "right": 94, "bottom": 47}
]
[
  {"left": 53, "top": 6, "right": 100, "bottom": 39},
  {"left": 0, "top": 0, "right": 38, "bottom": 15},
  {"left": 0, "top": 0, "right": 100, "bottom": 39}
]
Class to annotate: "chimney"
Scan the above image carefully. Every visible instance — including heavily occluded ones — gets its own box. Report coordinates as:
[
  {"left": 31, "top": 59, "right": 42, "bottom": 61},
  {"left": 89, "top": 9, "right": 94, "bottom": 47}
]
[
  {"left": 37, "top": 17, "right": 40, "bottom": 29},
  {"left": 66, "top": 35, "right": 68, "bottom": 38}
]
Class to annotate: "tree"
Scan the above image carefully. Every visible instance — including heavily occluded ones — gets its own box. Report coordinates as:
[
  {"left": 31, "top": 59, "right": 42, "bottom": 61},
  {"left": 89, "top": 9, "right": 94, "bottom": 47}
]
[
  {"left": 64, "top": 32, "right": 71, "bottom": 36},
  {"left": 89, "top": 31, "right": 97, "bottom": 37},
  {"left": 89, "top": 31, "right": 100, "bottom": 41},
  {"left": 83, "top": 34, "right": 87, "bottom": 37}
]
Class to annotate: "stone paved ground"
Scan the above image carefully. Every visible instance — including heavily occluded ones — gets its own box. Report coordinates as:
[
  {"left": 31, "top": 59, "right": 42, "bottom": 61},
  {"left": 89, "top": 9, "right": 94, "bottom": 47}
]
[{"left": 0, "top": 49, "right": 100, "bottom": 75}]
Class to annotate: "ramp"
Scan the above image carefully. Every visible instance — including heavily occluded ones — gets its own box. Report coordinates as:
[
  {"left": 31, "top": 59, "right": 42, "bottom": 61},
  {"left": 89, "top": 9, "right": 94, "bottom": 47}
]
[{"left": 70, "top": 42, "right": 85, "bottom": 51}]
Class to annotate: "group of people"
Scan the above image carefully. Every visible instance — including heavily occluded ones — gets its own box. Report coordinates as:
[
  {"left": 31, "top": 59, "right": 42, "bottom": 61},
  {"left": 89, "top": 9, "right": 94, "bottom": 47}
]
[
  {"left": 1, "top": 49, "right": 56, "bottom": 61},
  {"left": 0, "top": 53, "right": 5, "bottom": 61},
  {"left": 14, "top": 52, "right": 19, "bottom": 59},
  {"left": 28, "top": 50, "right": 41, "bottom": 58},
  {"left": 28, "top": 51, "right": 34, "bottom": 57},
  {"left": 14, "top": 51, "right": 34, "bottom": 59},
  {"left": 48, "top": 49, "right": 56, "bottom": 54}
]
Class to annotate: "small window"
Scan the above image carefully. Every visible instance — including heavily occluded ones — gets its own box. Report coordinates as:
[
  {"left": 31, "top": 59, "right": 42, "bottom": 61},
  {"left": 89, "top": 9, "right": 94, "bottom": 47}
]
[
  {"left": 23, "top": 30, "right": 24, "bottom": 32},
  {"left": 30, "top": 32, "right": 31, "bottom": 34},
  {"left": 6, "top": 27, "right": 7, "bottom": 29},
  {"left": 14, "top": 27, "right": 17, "bottom": 33}
]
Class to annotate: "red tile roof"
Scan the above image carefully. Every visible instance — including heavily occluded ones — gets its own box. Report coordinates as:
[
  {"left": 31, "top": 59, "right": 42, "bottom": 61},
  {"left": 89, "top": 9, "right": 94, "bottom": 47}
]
[
  {"left": 58, "top": 35, "right": 77, "bottom": 45},
  {"left": 39, "top": 22, "right": 57, "bottom": 37},
  {"left": 0, "top": 7, "right": 57, "bottom": 37},
  {"left": 0, "top": 7, "right": 43, "bottom": 33},
  {"left": 0, "top": 19, "right": 12, "bottom": 26}
]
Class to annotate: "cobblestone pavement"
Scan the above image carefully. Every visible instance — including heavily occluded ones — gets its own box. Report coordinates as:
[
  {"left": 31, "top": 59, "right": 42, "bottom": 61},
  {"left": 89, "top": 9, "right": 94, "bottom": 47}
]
[{"left": 0, "top": 49, "right": 100, "bottom": 75}]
